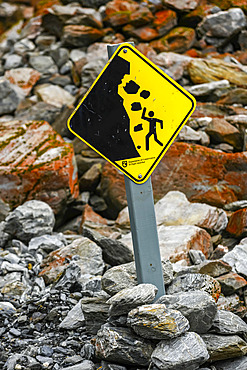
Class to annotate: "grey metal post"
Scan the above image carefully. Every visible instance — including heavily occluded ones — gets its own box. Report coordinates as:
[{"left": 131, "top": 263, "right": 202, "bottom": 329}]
[{"left": 107, "top": 43, "right": 165, "bottom": 299}]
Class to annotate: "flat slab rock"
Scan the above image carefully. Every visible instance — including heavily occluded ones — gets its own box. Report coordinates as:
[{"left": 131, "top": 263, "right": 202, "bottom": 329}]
[
  {"left": 188, "top": 58, "right": 247, "bottom": 87},
  {"left": 107, "top": 284, "right": 158, "bottom": 316},
  {"left": 0, "top": 120, "right": 78, "bottom": 217},
  {"left": 60, "top": 361, "right": 95, "bottom": 370},
  {"left": 150, "top": 332, "right": 209, "bottom": 370},
  {"left": 154, "top": 191, "right": 228, "bottom": 233},
  {"left": 201, "top": 333, "right": 247, "bottom": 361},
  {"left": 120, "top": 224, "right": 211, "bottom": 263},
  {"left": 217, "top": 271, "right": 247, "bottom": 295}
]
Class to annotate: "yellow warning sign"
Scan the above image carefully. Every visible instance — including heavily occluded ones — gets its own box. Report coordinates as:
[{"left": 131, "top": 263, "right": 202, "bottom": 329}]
[{"left": 67, "top": 43, "right": 196, "bottom": 184}]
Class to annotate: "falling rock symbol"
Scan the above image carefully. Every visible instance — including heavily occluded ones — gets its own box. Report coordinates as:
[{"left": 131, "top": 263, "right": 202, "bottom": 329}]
[
  {"left": 124, "top": 80, "right": 140, "bottom": 94},
  {"left": 134, "top": 124, "right": 143, "bottom": 132},
  {"left": 140, "top": 90, "right": 150, "bottom": 99},
  {"left": 131, "top": 102, "right": 142, "bottom": 111}
]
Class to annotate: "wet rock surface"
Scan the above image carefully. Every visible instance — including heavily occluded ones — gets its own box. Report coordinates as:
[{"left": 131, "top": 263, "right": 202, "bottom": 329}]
[{"left": 2, "top": 0, "right": 247, "bottom": 368}]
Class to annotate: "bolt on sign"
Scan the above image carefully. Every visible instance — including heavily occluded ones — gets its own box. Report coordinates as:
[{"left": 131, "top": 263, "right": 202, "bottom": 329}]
[{"left": 67, "top": 43, "right": 196, "bottom": 184}]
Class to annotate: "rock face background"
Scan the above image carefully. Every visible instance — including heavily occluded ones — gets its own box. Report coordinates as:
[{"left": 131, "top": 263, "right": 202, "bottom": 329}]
[{"left": 2, "top": 0, "right": 247, "bottom": 369}]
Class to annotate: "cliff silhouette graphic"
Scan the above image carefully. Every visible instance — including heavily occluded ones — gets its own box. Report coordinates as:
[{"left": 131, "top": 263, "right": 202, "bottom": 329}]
[{"left": 70, "top": 55, "right": 140, "bottom": 162}]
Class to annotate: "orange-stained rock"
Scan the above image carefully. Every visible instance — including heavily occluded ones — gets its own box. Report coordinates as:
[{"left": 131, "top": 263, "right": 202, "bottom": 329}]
[
  {"left": 122, "top": 24, "right": 159, "bottom": 41},
  {"left": 208, "top": 0, "right": 247, "bottom": 12},
  {"left": 217, "top": 294, "right": 247, "bottom": 317},
  {"left": 83, "top": 204, "right": 108, "bottom": 226},
  {"left": 0, "top": 120, "right": 78, "bottom": 217},
  {"left": 100, "top": 142, "right": 247, "bottom": 218},
  {"left": 192, "top": 102, "right": 237, "bottom": 118},
  {"left": 151, "top": 27, "right": 196, "bottom": 53},
  {"left": 205, "top": 118, "right": 242, "bottom": 150},
  {"left": 100, "top": 164, "right": 127, "bottom": 219},
  {"left": 33, "top": 0, "right": 61, "bottom": 16},
  {"left": 104, "top": 0, "right": 139, "bottom": 27},
  {"left": 153, "top": 9, "right": 177, "bottom": 36},
  {"left": 226, "top": 208, "right": 247, "bottom": 238},
  {"left": 154, "top": 143, "right": 247, "bottom": 207},
  {"left": 185, "top": 49, "right": 203, "bottom": 58},
  {"left": 62, "top": 25, "right": 104, "bottom": 47},
  {"left": 217, "top": 272, "right": 247, "bottom": 295},
  {"left": 235, "top": 50, "right": 247, "bottom": 66},
  {"left": 129, "top": 5, "right": 154, "bottom": 27}
]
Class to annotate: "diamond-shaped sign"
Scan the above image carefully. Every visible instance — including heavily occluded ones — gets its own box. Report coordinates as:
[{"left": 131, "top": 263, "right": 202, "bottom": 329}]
[{"left": 67, "top": 43, "right": 196, "bottom": 184}]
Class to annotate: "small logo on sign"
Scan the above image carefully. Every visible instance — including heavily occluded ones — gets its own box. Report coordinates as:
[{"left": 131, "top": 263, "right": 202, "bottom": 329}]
[{"left": 122, "top": 161, "right": 128, "bottom": 167}]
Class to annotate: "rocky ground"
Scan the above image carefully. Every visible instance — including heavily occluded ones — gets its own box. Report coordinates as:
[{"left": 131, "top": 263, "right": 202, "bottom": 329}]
[{"left": 2, "top": 0, "right": 247, "bottom": 369}]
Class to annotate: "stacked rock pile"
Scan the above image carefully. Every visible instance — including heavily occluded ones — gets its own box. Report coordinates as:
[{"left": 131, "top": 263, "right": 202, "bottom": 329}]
[
  {"left": 1, "top": 196, "right": 247, "bottom": 369},
  {"left": 1, "top": 0, "right": 247, "bottom": 369}
]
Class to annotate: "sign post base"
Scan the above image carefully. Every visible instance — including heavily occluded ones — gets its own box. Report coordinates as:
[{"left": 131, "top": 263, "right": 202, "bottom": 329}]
[{"left": 124, "top": 175, "right": 165, "bottom": 299}]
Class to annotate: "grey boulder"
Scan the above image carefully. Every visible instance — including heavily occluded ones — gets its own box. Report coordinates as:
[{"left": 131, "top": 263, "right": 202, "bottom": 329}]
[
  {"left": 197, "top": 8, "right": 247, "bottom": 47},
  {"left": 107, "top": 284, "right": 158, "bottom": 316},
  {"left": 127, "top": 304, "right": 190, "bottom": 340},
  {"left": 0, "top": 78, "right": 20, "bottom": 115},
  {"left": 157, "top": 290, "right": 217, "bottom": 333},
  {"left": 59, "top": 300, "right": 85, "bottom": 330},
  {"left": 150, "top": 332, "right": 209, "bottom": 370},
  {"left": 212, "top": 355, "right": 247, "bottom": 369},
  {"left": 210, "top": 310, "right": 247, "bottom": 335},
  {"left": 95, "top": 326, "right": 154, "bottom": 366},
  {"left": 4, "top": 200, "right": 55, "bottom": 243}
]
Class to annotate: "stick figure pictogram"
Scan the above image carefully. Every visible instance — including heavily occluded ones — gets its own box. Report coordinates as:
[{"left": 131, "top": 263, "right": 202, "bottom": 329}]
[{"left": 141, "top": 107, "right": 163, "bottom": 151}]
